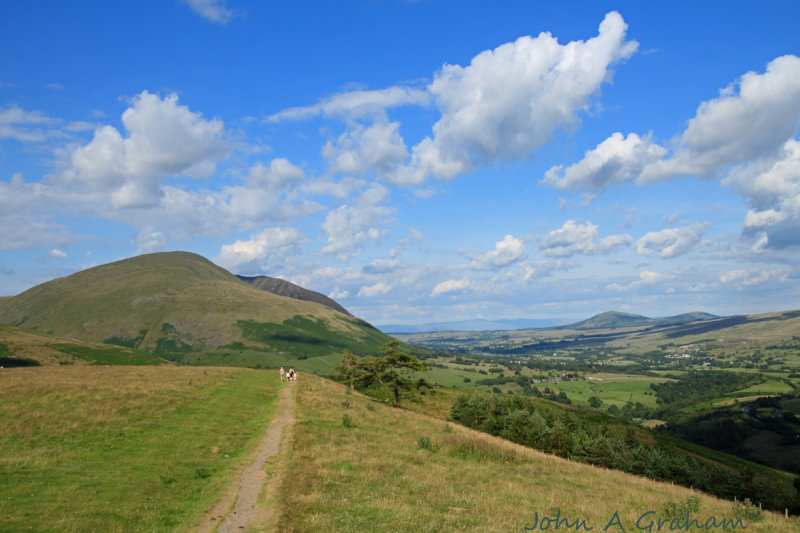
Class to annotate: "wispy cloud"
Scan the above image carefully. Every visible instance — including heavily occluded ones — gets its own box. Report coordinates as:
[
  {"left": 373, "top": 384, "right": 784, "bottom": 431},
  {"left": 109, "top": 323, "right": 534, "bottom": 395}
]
[{"left": 179, "top": 0, "right": 239, "bottom": 24}]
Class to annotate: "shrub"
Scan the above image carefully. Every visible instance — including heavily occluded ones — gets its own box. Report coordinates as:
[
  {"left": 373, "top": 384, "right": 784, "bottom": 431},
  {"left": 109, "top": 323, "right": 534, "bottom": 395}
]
[
  {"left": 661, "top": 495, "right": 699, "bottom": 519},
  {"left": 733, "top": 498, "right": 764, "bottom": 523},
  {"left": 417, "top": 436, "right": 439, "bottom": 452}
]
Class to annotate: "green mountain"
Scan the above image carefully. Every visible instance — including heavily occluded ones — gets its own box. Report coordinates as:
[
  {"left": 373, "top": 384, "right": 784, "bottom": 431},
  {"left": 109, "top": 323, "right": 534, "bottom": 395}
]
[
  {"left": 568, "top": 311, "right": 653, "bottom": 329},
  {"left": 0, "top": 251, "right": 391, "bottom": 363}
]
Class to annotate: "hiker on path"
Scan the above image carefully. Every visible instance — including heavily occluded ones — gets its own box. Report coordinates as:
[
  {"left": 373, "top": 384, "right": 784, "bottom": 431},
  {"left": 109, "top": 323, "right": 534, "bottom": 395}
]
[
  {"left": 280, "top": 367, "right": 285, "bottom": 381},
  {"left": 289, "top": 368, "right": 295, "bottom": 381}
]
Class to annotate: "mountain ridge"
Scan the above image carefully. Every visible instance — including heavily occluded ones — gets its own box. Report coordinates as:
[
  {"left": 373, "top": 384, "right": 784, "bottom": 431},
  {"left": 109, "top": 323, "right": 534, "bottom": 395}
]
[
  {"left": 237, "top": 275, "right": 352, "bottom": 316},
  {"left": 565, "top": 310, "right": 720, "bottom": 330}
]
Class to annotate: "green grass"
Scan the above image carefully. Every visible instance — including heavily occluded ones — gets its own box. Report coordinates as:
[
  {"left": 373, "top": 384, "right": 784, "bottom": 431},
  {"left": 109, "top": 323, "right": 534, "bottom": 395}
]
[
  {"left": 0, "top": 366, "right": 282, "bottom": 532},
  {"left": 180, "top": 350, "right": 345, "bottom": 375},
  {"left": 411, "top": 364, "right": 489, "bottom": 388}
]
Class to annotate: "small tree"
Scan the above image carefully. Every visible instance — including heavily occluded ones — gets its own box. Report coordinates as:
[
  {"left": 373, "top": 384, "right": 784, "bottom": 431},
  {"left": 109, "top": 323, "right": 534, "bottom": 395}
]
[
  {"left": 335, "top": 341, "right": 427, "bottom": 407},
  {"left": 379, "top": 340, "right": 427, "bottom": 407},
  {"left": 588, "top": 396, "right": 603, "bottom": 409},
  {"left": 335, "top": 350, "right": 360, "bottom": 390}
]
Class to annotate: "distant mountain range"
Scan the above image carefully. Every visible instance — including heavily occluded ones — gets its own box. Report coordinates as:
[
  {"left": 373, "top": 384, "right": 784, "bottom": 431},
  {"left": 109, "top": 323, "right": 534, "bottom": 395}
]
[
  {"left": 378, "top": 311, "right": 720, "bottom": 334},
  {"left": 377, "top": 318, "right": 577, "bottom": 334}
]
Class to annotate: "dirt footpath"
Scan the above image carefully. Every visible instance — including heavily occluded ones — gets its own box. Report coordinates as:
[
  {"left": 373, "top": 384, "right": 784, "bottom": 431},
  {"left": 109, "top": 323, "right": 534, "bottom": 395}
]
[{"left": 200, "top": 384, "right": 295, "bottom": 532}]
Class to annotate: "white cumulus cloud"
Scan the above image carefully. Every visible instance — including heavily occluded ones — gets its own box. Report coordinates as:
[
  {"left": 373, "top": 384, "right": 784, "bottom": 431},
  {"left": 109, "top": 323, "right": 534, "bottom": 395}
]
[
  {"left": 635, "top": 224, "right": 706, "bottom": 258},
  {"left": 729, "top": 139, "right": 800, "bottom": 248},
  {"left": 539, "top": 220, "right": 632, "bottom": 257},
  {"left": 641, "top": 54, "right": 800, "bottom": 183},
  {"left": 68, "top": 91, "right": 228, "bottom": 208},
  {"left": 431, "top": 277, "right": 472, "bottom": 297},
  {"left": 470, "top": 235, "right": 526, "bottom": 271},
  {"left": 544, "top": 132, "right": 666, "bottom": 191},
  {"left": 322, "top": 120, "right": 408, "bottom": 179},
  {"left": 320, "top": 204, "right": 393, "bottom": 259},
  {"left": 215, "top": 227, "right": 306, "bottom": 273},
  {"left": 542, "top": 55, "right": 800, "bottom": 250},
  {"left": 357, "top": 282, "right": 392, "bottom": 298},
  {"left": 247, "top": 158, "right": 304, "bottom": 190},
  {"left": 390, "top": 11, "right": 637, "bottom": 185}
]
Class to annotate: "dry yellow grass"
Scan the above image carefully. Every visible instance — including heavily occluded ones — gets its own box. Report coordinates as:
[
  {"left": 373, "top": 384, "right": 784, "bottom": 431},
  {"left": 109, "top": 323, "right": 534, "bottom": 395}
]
[{"left": 276, "top": 374, "right": 799, "bottom": 532}]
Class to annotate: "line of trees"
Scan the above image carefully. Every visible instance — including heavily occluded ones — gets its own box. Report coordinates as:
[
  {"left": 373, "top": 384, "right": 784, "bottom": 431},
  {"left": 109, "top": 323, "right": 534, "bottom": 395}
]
[{"left": 449, "top": 392, "right": 800, "bottom": 513}]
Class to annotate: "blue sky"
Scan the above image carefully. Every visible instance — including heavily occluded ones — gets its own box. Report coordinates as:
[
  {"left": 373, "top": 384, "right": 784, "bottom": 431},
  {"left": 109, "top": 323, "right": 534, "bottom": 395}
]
[{"left": 2, "top": 0, "right": 799, "bottom": 326}]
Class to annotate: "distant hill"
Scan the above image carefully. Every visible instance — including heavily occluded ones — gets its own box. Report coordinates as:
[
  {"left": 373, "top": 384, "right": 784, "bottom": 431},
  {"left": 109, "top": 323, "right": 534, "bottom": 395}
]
[
  {"left": 566, "top": 310, "right": 719, "bottom": 330},
  {"left": 0, "top": 252, "right": 391, "bottom": 363},
  {"left": 238, "top": 275, "right": 352, "bottom": 316}
]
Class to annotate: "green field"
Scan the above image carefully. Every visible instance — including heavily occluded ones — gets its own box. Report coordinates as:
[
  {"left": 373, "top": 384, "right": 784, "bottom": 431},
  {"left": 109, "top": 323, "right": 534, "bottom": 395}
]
[
  {"left": 684, "top": 380, "right": 796, "bottom": 411},
  {"left": 552, "top": 373, "right": 669, "bottom": 409},
  {"left": 0, "top": 366, "right": 281, "bottom": 532}
]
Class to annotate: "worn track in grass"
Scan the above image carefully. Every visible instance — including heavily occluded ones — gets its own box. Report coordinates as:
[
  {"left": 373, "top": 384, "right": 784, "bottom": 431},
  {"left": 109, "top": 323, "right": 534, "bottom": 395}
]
[{"left": 200, "top": 382, "right": 295, "bottom": 532}]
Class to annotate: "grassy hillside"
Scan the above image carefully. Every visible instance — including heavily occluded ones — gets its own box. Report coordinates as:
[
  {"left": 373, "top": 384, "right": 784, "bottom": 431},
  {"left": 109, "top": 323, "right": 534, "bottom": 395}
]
[
  {"left": 0, "top": 323, "right": 166, "bottom": 366},
  {"left": 2, "top": 367, "right": 796, "bottom": 531},
  {"left": 0, "top": 366, "right": 281, "bottom": 532},
  {"left": 0, "top": 251, "right": 392, "bottom": 363},
  {"left": 278, "top": 374, "right": 797, "bottom": 531}
]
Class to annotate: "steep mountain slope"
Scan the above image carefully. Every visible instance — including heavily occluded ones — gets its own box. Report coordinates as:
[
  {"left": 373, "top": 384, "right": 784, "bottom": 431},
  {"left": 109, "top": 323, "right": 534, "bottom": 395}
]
[
  {"left": 0, "top": 252, "right": 391, "bottom": 361},
  {"left": 237, "top": 275, "right": 352, "bottom": 316}
]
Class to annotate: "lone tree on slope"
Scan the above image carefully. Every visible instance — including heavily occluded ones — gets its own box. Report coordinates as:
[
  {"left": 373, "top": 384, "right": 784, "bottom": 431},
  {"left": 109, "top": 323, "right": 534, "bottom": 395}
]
[{"left": 337, "top": 340, "right": 427, "bottom": 407}]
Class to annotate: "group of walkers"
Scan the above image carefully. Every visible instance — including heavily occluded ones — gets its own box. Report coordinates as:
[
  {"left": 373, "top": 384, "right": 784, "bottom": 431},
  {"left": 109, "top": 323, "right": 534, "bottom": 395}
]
[{"left": 279, "top": 366, "right": 296, "bottom": 382}]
